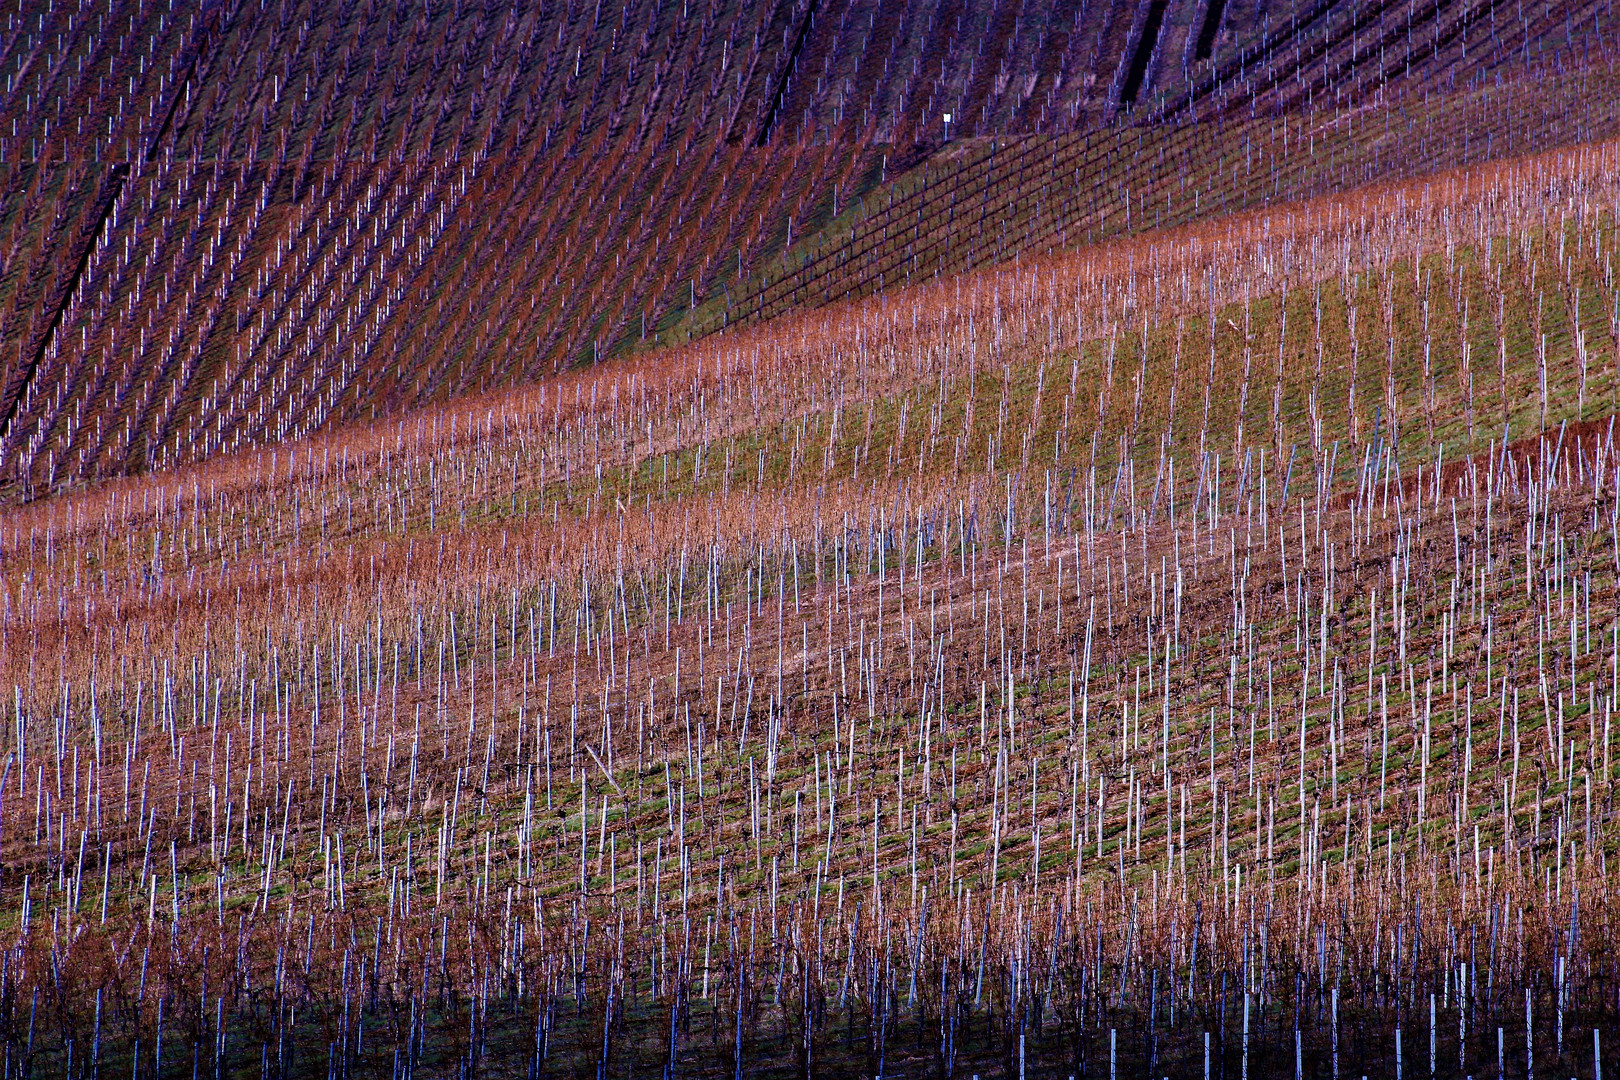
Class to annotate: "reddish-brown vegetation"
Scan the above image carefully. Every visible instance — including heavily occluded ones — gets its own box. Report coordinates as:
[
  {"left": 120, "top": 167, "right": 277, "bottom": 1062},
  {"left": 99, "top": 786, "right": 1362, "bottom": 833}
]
[
  {"left": 4, "top": 0, "right": 1615, "bottom": 503},
  {"left": 2, "top": 141, "right": 1620, "bottom": 1075}
]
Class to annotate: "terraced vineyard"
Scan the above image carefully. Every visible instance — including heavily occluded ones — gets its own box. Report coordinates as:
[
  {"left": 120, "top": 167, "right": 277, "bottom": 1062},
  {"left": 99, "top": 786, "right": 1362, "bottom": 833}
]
[{"left": 4, "top": 140, "right": 1620, "bottom": 1075}]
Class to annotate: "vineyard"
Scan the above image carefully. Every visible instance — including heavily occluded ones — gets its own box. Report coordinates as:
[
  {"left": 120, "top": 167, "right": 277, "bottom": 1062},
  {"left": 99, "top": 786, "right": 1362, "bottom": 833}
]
[
  {"left": 7, "top": 0, "right": 1620, "bottom": 1076},
  {"left": 1, "top": 0, "right": 1616, "bottom": 499},
  {"left": 684, "top": 46, "right": 1620, "bottom": 337},
  {"left": 2, "top": 135, "right": 1620, "bottom": 1075}
]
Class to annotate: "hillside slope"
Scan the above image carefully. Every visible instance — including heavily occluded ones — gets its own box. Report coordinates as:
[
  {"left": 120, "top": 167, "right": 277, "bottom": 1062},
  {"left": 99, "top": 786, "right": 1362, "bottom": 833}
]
[
  {"left": 1, "top": 0, "right": 1615, "bottom": 500},
  {"left": 682, "top": 42, "right": 1620, "bottom": 338},
  {"left": 2, "top": 143, "right": 1620, "bottom": 1075}
]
